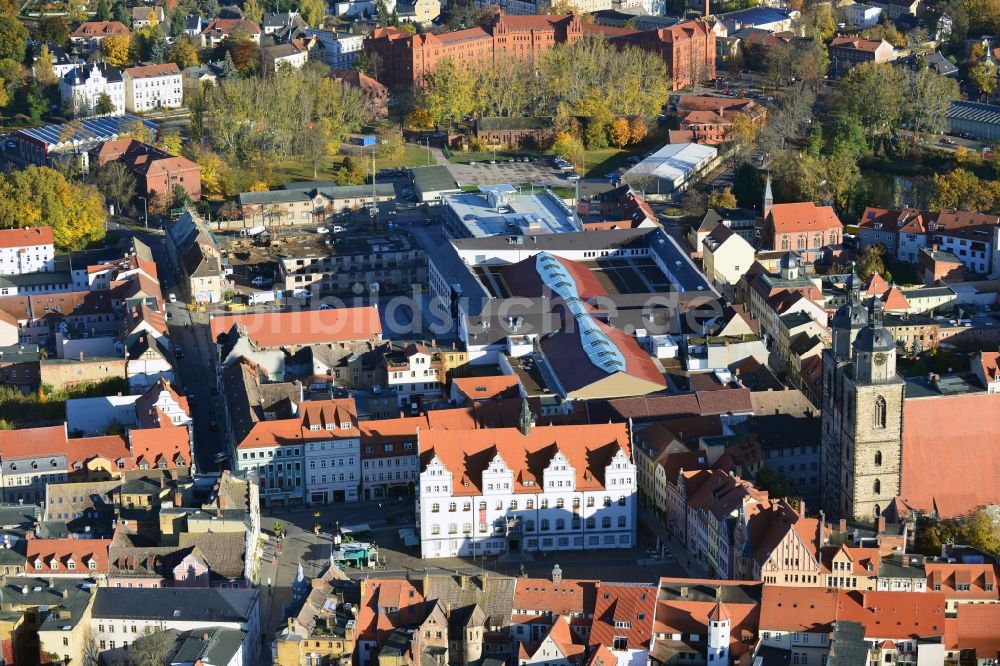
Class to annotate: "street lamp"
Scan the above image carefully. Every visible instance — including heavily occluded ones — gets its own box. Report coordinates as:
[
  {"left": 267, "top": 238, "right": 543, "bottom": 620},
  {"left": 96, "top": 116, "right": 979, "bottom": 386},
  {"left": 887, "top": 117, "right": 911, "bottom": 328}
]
[{"left": 138, "top": 196, "right": 148, "bottom": 228}]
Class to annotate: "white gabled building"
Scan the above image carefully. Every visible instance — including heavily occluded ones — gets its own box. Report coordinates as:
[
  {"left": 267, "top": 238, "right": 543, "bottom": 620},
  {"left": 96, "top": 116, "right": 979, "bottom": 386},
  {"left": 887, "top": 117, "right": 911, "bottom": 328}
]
[
  {"left": 417, "top": 409, "right": 637, "bottom": 559},
  {"left": 60, "top": 62, "right": 124, "bottom": 117},
  {"left": 123, "top": 63, "right": 182, "bottom": 113},
  {"left": 312, "top": 30, "right": 365, "bottom": 69},
  {"left": 300, "top": 399, "right": 361, "bottom": 504},
  {"left": 0, "top": 227, "right": 56, "bottom": 275}
]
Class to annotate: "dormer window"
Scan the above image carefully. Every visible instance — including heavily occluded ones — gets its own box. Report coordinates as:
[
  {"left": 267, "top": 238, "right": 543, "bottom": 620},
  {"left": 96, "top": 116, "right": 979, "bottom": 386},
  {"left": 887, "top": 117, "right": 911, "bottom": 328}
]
[
  {"left": 88, "top": 560, "right": 97, "bottom": 570},
  {"left": 34, "top": 560, "right": 42, "bottom": 569},
  {"left": 50, "top": 561, "right": 58, "bottom": 570},
  {"left": 310, "top": 424, "right": 320, "bottom": 432},
  {"left": 325, "top": 423, "right": 334, "bottom": 430},
  {"left": 67, "top": 560, "right": 76, "bottom": 570},
  {"left": 340, "top": 422, "right": 350, "bottom": 430}
]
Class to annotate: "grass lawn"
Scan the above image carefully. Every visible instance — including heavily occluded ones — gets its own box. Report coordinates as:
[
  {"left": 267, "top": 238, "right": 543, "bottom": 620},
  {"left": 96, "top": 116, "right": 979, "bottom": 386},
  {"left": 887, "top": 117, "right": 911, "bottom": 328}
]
[{"left": 270, "top": 144, "right": 431, "bottom": 185}]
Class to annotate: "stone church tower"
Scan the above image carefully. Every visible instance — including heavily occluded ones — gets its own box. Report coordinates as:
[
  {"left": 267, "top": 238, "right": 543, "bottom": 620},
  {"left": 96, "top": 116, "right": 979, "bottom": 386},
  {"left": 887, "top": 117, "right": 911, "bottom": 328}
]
[{"left": 822, "top": 286, "right": 905, "bottom": 524}]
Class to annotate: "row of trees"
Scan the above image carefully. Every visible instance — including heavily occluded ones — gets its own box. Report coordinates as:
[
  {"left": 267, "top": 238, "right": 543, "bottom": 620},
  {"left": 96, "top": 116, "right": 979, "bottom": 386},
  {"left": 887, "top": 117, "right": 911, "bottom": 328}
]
[
  {"left": 411, "top": 35, "right": 670, "bottom": 133},
  {"left": 200, "top": 66, "right": 371, "bottom": 177}
]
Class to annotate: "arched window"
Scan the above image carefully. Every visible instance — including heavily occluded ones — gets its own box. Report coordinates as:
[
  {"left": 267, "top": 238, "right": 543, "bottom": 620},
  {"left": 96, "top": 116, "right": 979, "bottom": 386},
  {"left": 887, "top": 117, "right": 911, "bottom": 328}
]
[
  {"left": 873, "top": 504, "right": 881, "bottom": 519},
  {"left": 814, "top": 234, "right": 822, "bottom": 248},
  {"left": 797, "top": 235, "right": 806, "bottom": 249},
  {"left": 873, "top": 479, "right": 881, "bottom": 495},
  {"left": 781, "top": 238, "right": 790, "bottom": 250},
  {"left": 874, "top": 451, "right": 882, "bottom": 466},
  {"left": 874, "top": 396, "right": 887, "bottom": 429}
]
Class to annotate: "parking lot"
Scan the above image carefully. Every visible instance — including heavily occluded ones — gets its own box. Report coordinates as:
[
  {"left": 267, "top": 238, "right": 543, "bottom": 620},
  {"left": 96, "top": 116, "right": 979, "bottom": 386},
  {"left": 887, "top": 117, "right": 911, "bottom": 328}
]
[{"left": 447, "top": 158, "right": 576, "bottom": 187}]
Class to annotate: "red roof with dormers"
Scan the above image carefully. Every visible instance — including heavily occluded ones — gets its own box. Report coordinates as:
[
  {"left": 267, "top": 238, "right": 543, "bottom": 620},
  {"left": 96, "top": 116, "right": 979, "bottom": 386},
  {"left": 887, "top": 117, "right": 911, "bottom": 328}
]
[
  {"left": 26, "top": 537, "right": 111, "bottom": 575},
  {"left": 420, "top": 423, "right": 630, "bottom": 496},
  {"left": 589, "top": 583, "right": 657, "bottom": 651}
]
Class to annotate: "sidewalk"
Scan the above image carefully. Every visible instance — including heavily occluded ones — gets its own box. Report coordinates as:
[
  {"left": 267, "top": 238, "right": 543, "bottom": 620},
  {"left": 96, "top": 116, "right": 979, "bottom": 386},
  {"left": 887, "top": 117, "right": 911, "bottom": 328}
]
[{"left": 639, "top": 506, "right": 711, "bottom": 579}]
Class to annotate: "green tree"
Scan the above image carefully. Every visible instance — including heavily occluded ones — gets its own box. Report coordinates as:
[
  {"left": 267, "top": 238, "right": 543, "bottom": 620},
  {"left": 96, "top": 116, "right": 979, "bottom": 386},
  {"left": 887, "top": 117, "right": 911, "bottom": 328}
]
[
  {"left": 552, "top": 131, "right": 584, "bottom": 170},
  {"left": 35, "top": 16, "right": 70, "bottom": 47},
  {"left": 168, "top": 36, "right": 200, "bottom": 69},
  {"left": 244, "top": 0, "right": 264, "bottom": 23},
  {"left": 707, "top": 187, "right": 737, "bottom": 209},
  {"left": 969, "top": 60, "right": 998, "bottom": 97},
  {"left": 856, "top": 244, "right": 889, "bottom": 281},
  {"left": 0, "top": 167, "right": 106, "bottom": 250},
  {"left": 111, "top": 0, "right": 130, "bottom": 25},
  {"left": 95, "top": 92, "right": 116, "bottom": 115},
  {"left": 583, "top": 114, "right": 609, "bottom": 150},
  {"left": 0, "top": 16, "right": 28, "bottom": 63},
  {"left": 34, "top": 44, "right": 58, "bottom": 86},
  {"left": 299, "top": 0, "right": 326, "bottom": 27},
  {"left": 219, "top": 51, "right": 239, "bottom": 79},
  {"left": 904, "top": 67, "right": 960, "bottom": 136},
  {"left": 95, "top": 161, "right": 136, "bottom": 215},
  {"left": 421, "top": 57, "right": 476, "bottom": 127},
  {"left": 732, "top": 162, "right": 764, "bottom": 210},
  {"left": 354, "top": 50, "right": 382, "bottom": 81},
  {"left": 95, "top": 0, "right": 111, "bottom": 20},
  {"left": 840, "top": 62, "right": 906, "bottom": 148}
]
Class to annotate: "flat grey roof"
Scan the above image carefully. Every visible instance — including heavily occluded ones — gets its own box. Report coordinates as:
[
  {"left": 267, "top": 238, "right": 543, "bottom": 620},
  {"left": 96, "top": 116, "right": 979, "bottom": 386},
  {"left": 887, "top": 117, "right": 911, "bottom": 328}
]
[
  {"left": 947, "top": 100, "right": 1000, "bottom": 126},
  {"left": 410, "top": 165, "right": 459, "bottom": 194},
  {"left": 445, "top": 187, "right": 578, "bottom": 237}
]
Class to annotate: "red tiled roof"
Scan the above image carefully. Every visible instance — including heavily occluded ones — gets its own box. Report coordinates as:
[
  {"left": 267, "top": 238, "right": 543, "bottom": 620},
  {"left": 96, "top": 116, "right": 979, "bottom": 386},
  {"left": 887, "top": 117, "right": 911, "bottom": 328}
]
[
  {"left": 947, "top": 604, "right": 1000, "bottom": 655},
  {"left": 0, "top": 227, "right": 53, "bottom": 249},
  {"left": 590, "top": 584, "right": 657, "bottom": 651},
  {"left": 357, "top": 579, "right": 424, "bottom": 642},
  {"left": 654, "top": 598, "right": 759, "bottom": 657},
  {"left": 0, "top": 424, "right": 68, "bottom": 460},
  {"left": 66, "top": 434, "right": 132, "bottom": 471},
  {"left": 237, "top": 398, "right": 360, "bottom": 450},
  {"left": 978, "top": 351, "right": 1000, "bottom": 383},
  {"left": 124, "top": 63, "right": 180, "bottom": 78},
  {"left": 452, "top": 375, "right": 520, "bottom": 402},
  {"left": 759, "top": 586, "right": 839, "bottom": 632},
  {"left": 767, "top": 202, "right": 842, "bottom": 235},
  {"left": 837, "top": 590, "right": 947, "bottom": 638},
  {"left": 420, "top": 423, "right": 630, "bottom": 495},
  {"left": 134, "top": 379, "right": 190, "bottom": 428},
  {"left": 925, "top": 563, "right": 999, "bottom": 600},
  {"left": 210, "top": 306, "right": 382, "bottom": 348},
  {"left": 26, "top": 537, "right": 111, "bottom": 574},
  {"left": 901, "top": 392, "right": 1000, "bottom": 517},
  {"left": 863, "top": 272, "right": 890, "bottom": 297},
  {"left": 201, "top": 18, "right": 261, "bottom": 35},
  {"left": 129, "top": 427, "right": 191, "bottom": 468},
  {"left": 514, "top": 578, "right": 597, "bottom": 616},
  {"left": 71, "top": 21, "right": 129, "bottom": 37},
  {"left": 881, "top": 286, "right": 910, "bottom": 311},
  {"left": 830, "top": 35, "right": 888, "bottom": 52}
]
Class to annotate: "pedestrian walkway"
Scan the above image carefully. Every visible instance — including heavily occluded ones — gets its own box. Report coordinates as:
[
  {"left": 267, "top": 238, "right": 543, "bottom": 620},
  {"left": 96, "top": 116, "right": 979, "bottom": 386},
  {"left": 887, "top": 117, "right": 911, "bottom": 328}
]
[{"left": 639, "top": 506, "right": 711, "bottom": 579}]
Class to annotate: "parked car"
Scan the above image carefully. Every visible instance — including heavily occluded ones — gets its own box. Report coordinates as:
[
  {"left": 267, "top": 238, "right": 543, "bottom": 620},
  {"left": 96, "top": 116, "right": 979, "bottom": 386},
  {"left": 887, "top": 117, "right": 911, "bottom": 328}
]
[
  {"left": 251, "top": 275, "right": 270, "bottom": 287},
  {"left": 332, "top": 225, "right": 346, "bottom": 233},
  {"left": 317, "top": 226, "right": 330, "bottom": 233},
  {"left": 565, "top": 171, "right": 580, "bottom": 181}
]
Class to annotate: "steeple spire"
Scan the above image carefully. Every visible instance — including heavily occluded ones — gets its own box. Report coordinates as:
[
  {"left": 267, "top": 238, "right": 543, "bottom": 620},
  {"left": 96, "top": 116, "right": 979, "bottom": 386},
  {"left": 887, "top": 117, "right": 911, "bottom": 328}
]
[{"left": 518, "top": 398, "right": 534, "bottom": 436}]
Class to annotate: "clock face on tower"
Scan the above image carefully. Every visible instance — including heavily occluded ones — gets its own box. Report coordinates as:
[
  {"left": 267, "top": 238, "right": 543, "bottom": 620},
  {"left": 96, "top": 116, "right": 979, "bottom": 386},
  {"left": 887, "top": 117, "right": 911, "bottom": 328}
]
[{"left": 874, "top": 352, "right": 887, "bottom": 366}]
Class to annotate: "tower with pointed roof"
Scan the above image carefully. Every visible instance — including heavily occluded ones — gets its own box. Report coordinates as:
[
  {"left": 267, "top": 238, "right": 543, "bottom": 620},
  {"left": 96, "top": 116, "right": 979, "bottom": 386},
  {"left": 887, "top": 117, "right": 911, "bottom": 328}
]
[
  {"left": 822, "top": 296, "right": 905, "bottom": 524},
  {"left": 763, "top": 174, "right": 773, "bottom": 219},
  {"left": 707, "top": 602, "right": 731, "bottom": 664},
  {"left": 518, "top": 398, "right": 534, "bottom": 436}
]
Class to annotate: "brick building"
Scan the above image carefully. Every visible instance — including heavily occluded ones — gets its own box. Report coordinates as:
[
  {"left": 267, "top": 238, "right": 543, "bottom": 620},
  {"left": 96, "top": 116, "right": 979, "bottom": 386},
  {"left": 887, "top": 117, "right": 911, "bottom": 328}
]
[
  {"left": 364, "top": 12, "right": 715, "bottom": 91},
  {"left": 90, "top": 139, "right": 201, "bottom": 202},
  {"left": 365, "top": 13, "right": 586, "bottom": 88}
]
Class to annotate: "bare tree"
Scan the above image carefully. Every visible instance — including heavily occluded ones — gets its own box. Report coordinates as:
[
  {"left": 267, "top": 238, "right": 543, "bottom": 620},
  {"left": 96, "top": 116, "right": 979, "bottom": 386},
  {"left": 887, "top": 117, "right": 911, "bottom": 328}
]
[
  {"left": 95, "top": 161, "right": 136, "bottom": 216},
  {"left": 129, "top": 628, "right": 175, "bottom": 666}
]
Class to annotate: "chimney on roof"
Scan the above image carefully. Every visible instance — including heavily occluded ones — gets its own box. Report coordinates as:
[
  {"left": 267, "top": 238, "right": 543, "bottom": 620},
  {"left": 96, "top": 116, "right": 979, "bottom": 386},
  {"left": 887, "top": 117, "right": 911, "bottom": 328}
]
[
  {"left": 174, "top": 493, "right": 182, "bottom": 507},
  {"left": 798, "top": 499, "right": 806, "bottom": 517},
  {"left": 203, "top": 633, "right": 209, "bottom": 641},
  {"left": 460, "top": 574, "right": 469, "bottom": 589},
  {"left": 839, "top": 518, "right": 847, "bottom": 534},
  {"left": 552, "top": 564, "right": 562, "bottom": 584},
  {"left": 818, "top": 510, "right": 825, "bottom": 554},
  {"left": 704, "top": 0, "right": 710, "bottom": 16},
  {"left": 876, "top": 516, "right": 886, "bottom": 533},
  {"left": 680, "top": 585, "right": 688, "bottom": 597},
  {"left": 61, "top": 589, "right": 68, "bottom": 599}
]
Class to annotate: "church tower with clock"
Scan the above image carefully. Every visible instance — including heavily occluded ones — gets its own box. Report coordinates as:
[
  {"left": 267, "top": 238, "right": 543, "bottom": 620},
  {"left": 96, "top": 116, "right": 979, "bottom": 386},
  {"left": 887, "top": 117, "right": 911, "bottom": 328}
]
[{"left": 822, "top": 286, "right": 906, "bottom": 524}]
